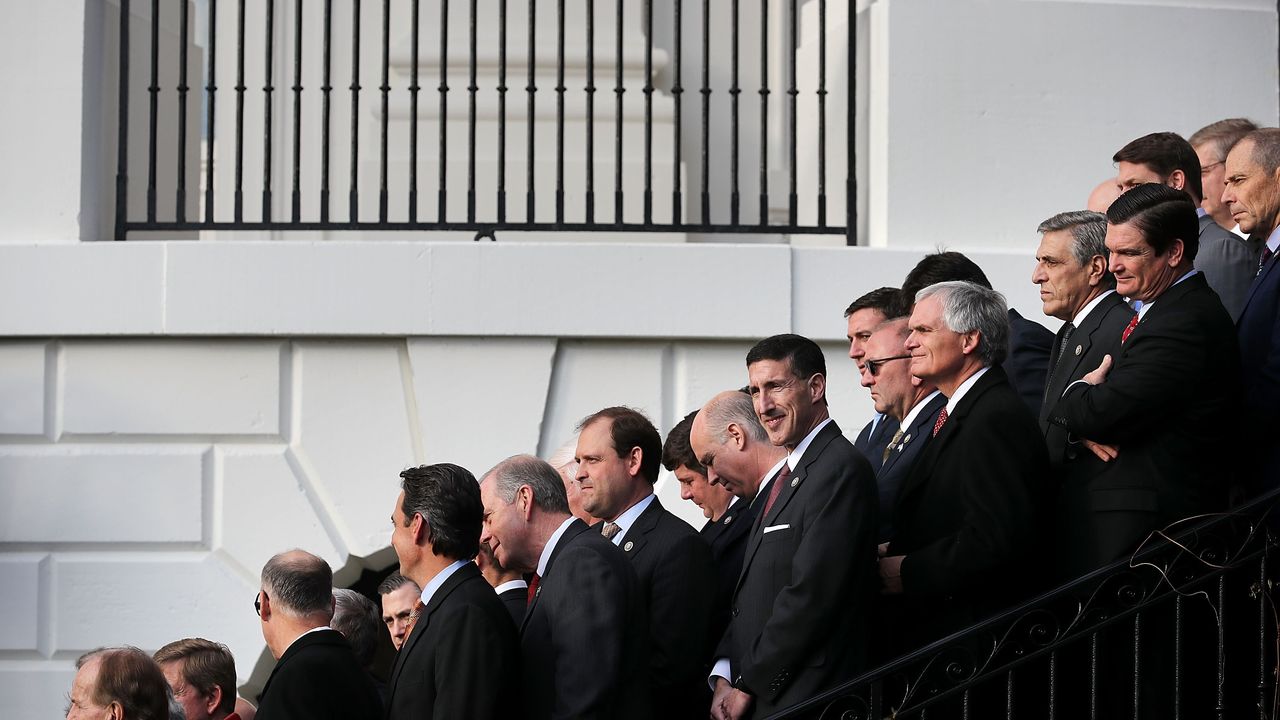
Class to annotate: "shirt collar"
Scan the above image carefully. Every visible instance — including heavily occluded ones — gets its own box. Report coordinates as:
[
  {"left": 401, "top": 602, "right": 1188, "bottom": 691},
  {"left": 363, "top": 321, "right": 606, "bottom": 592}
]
[
  {"left": 608, "top": 492, "right": 656, "bottom": 545},
  {"left": 1071, "top": 289, "right": 1115, "bottom": 327},
  {"left": 494, "top": 578, "right": 528, "bottom": 594},
  {"left": 755, "top": 456, "right": 790, "bottom": 505},
  {"left": 944, "top": 366, "right": 991, "bottom": 415},
  {"left": 786, "top": 417, "right": 833, "bottom": 471},
  {"left": 1137, "top": 269, "right": 1198, "bottom": 320},
  {"left": 537, "top": 517, "right": 578, "bottom": 577},
  {"left": 418, "top": 559, "right": 469, "bottom": 608},
  {"left": 1267, "top": 224, "right": 1280, "bottom": 253},
  {"left": 900, "top": 390, "right": 943, "bottom": 430}
]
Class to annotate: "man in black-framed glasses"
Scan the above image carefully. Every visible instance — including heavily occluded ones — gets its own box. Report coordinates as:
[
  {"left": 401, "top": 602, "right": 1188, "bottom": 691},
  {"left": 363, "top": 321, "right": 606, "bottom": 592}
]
[{"left": 856, "top": 317, "right": 945, "bottom": 544}]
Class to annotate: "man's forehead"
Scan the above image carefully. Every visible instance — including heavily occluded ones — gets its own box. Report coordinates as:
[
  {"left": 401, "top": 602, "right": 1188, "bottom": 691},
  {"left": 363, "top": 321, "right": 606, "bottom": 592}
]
[{"left": 848, "top": 307, "right": 887, "bottom": 330}]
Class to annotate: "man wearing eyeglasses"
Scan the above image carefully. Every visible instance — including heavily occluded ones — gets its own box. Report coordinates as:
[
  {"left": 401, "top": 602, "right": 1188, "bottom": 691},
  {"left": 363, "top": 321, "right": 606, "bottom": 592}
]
[
  {"left": 1113, "top": 131, "right": 1257, "bottom": 319},
  {"left": 253, "top": 549, "right": 381, "bottom": 720},
  {"left": 857, "top": 317, "right": 945, "bottom": 544}
]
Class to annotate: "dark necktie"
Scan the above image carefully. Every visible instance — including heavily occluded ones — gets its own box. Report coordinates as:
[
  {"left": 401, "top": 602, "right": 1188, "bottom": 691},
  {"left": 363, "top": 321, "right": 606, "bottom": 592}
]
[
  {"left": 761, "top": 463, "right": 791, "bottom": 518},
  {"left": 1042, "top": 322, "right": 1075, "bottom": 408},
  {"left": 1121, "top": 314, "right": 1139, "bottom": 344},
  {"left": 931, "top": 407, "right": 949, "bottom": 438},
  {"left": 526, "top": 574, "right": 540, "bottom": 606},
  {"left": 1261, "top": 245, "right": 1276, "bottom": 277}
]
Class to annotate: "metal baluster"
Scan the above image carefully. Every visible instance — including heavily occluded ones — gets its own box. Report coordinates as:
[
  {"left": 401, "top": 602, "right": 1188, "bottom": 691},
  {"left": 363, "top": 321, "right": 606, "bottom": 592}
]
[
  {"left": 319, "top": 0, "right": 331, "bottom": 222},
  {"left": 438, "top": 0, "right": 449, "bottom": 223},
  {"left": 290, "top": 0, "right": 302, "bottom": 222},
  {"left": 584, "top": 0, "right": 595, "bottom": 223},
  {"left": 845, "top": 0, "right": 855, "bottom": 244},
  {"left": 729, "top": 0, "right": 739, "bottom": 225},
  {"left": 263, "top": 0, "right": 275, "bottom": 222},
  {"left": 787, "top": 0, "right": 797, "bottom": 226},
  {"left": 1133, "top": 613, "right": 1142, "bottom": 719},
  {"left": 1175, "top": 595, "right": 1184, "bottom": 720},
  {"left": 1258, "top": 550, "right": 1270, "bottom": 720},
  {"left": 147, "top": 0, "right": 159, "bottom": 222},
  {"left": 379, "top": 0, "right": 390, "bottom": 221},
  {"left": 816, "top": 0, "right": 826, "bottom": 227},
  {"left": 409, "top": 0, "right": 420, "bottom": 222},
  {"left": 468, "top": 0, "right": 478, "bottom": 222},
  {"left": 1007, "top": 669, "right": 1016, "bottom": 720},
  {"left": 757, "top": 0, "right": 768, "bottom": 225},
  {"left": 1048, "top": 651, "right": 1057, "bottom": 720},
  {"left": 349, "top": 0, "right": 361, "bottom": 223},
  {"left": 526, "top": 0, "right": 536, "bottom": 223},
  {"left": 177, "top": 0, "right": 190, "bottom": 222},
  {"left": 699, "top": 0, "right": 710, "bottom": 225},
  {"left": 643, "top": 0, "right": 653, "bottom": 224},
  {"left": 1217, "top": 576, "right": 1227, "bottom": 720},
  {"left": 555, "top": 0, "right": 565, "bottom": 223},
  {"left": 613, "top": 0, "right": 623, "bottom": 224},
  {"left": 115, "top": 0, "right": 131, "bottom": 240},
  {"left": 204, "top": 0, "right": 218, "bottom": 224},
  {"left": 497, "top": 0, "right": 507, "bottom": 222},
  {"left": 234, "top": 0, "right": 246, "bottom": 222},
  {"left": 671, "top": 0, "right": 683, "bottom": 224},
  {"left": 1090, "top": 632, "right": 1099, "bottom": 720}
]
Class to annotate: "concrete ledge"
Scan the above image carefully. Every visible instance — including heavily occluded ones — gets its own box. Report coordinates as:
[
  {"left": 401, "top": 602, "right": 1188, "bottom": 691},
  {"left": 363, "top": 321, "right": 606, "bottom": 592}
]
[{"left": 0, "top": 241, "right": 1051, "bottom": 340}]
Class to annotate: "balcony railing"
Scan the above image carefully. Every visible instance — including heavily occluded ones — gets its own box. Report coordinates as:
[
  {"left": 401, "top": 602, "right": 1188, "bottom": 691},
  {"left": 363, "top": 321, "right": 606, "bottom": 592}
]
[
  {"left": 113, "top": 0, "right": 857, "bottom": 241},
  {"left": 769, "top": 488, "right": 1280, "bottom": 719}
]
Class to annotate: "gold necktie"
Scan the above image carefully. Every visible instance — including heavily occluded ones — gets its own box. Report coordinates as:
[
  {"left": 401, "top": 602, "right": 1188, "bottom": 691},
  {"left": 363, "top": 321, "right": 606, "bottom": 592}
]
[{"left": 882, "top": 428, "right": 905, "bottom": 464}]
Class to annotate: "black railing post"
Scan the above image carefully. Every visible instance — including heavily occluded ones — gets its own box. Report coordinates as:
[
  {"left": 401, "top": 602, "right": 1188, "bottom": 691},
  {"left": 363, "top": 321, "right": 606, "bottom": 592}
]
[
  {"left": 177, "top": 0, "right": 190, "bottom": 223},
  {"left": 263, "top": 0, "right": 275, "bottom": 222},
  {"left": 379, "top": 0, "right": 391, "bottom": 222},
  {"left": 437, "top": 0, "right": 449, "bottom": 223},
  {"left": 290, "top": 0, "right": 302, "bottom": 223},
  {"left": 146, "top": 0, "right": 159, "bottom": 223},
  {"left": 115, "top": 0, "right": 131, "bottom": 240},
  {"left": 846, "top": 0, "right": 857, "bottom": 245}
]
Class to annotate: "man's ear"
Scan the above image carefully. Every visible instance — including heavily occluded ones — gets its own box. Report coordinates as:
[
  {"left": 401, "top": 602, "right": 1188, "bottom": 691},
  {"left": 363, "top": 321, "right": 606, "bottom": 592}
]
[
  {"left": 727, "top": 423, "right": 746, "bottom": 450},
  {"left": 959, "top": 330, "right": 982, "bottom": 356},
  {"left": 1086, "top": 254, "right": 1108, "bottom": 287},
  {"left": 1165, "top": 238, "right": 1186, "bottom": 267},
  {"left": 107, "top": 701, "right": 124, "bottom": 720},
  {"left": 410, "top": 512, "right": 427, "bottom": 543},
  {"left": 517, "top": 485, "right": 535, "bottom": 521},
  {"left": 1166, "top": 168, "right": 1186, "bottom": 192},
  {"left": 625, "top": 446, "right": 644, "bottom": 479},
  {"left": 205, "top": 685, "right": 225, "bottom": 716},
  {"left": 807, "top": 373, "right": 827, "bottom": 404},
  {"left": 259, "top": 593, "right": 272, "bottom": 621}
]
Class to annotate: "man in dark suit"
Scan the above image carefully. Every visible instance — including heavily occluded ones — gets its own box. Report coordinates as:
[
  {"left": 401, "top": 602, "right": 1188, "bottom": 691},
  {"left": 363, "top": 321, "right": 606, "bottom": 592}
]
[
  {"left": 475, "top": 540, "right": 529, "bottom": 625},
  {"left": 1048, "top": 184, "right": 1239, "bottom": 569},
  {"left": 1225, "top": 128, "right": 1280, "bottom": 487},
  {"left": 575, "top": 406, "right": 715, "bottom": 720},
  {"left": 376, "top": 573, "right": 420, "bottom": 652},
  {"left": 880, "top": 282, "right": 1050, "bottom": 653},
  {"left": 254, "top": 550, "right": 382, "bottom": 720},
  {"left": 845, "top": 287, "right": 906, "bottom": 458},
  {"left": 709, "top": 335, "right": 879, "bottom": 720},
  {"left": 855, "top": 317, "right": 946, "bottom": 543},
  {"left": 663, "top": 410, "right": 752, "bottom": 671},
  {"left": 384, "top": 464, "right": 519, "bottom": 720},
  {"left": 1114, "top": 131, "right": 1260, "bottom": 319},
  {"left": 480, "top": 455, "right": 651, "bottom": 720},
  {"left": 901, "top": 251, "right": 1054, "bottom": 414},
  {"left": 1030, "top": 210, "right": 1136, "bottom": 579}
]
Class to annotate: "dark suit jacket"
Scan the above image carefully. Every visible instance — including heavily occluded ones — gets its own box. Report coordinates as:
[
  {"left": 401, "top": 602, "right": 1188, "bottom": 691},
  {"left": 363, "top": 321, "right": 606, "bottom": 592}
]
[
  {"left": 1197, "top": 214, "right": 1262, "bottom": 320},
  {"left": 598, "top": 498, "right": 714, "bottom": 719},
  {"left": 1237, "top": 247, "right": 1280, "bottom": 488},
  {"left": 716, "top": 420, "right": 878, "bottom": 717},
  {"left": 385, "top": 563, "right": 519, "bottom": 720},
  {"left": 888, "top": 367, "right": 1050, "bottom": 653},
  {"left": 853, "top": 414, "right": 898, "bottom": 463},
  {"left": 1049, "top": 272, "right": 1238, "bottom": 575},
  {"left": 1005, "top": 308, "right": 1055, "bottom": 414},
  {"left": 521, "top": 519, "right": 651, "bottom": 720},
  {"left": 497, "top": 584, "right": 528, "bottom": 627},
  {"left": 700, "top": 496, "right": 757, "bottom": 669},
  {"left": 876, "top": 392, "right": 947, "bottom": 543},
  {"left": 255, "top": 629, "right": 382, "bottom": 720}
]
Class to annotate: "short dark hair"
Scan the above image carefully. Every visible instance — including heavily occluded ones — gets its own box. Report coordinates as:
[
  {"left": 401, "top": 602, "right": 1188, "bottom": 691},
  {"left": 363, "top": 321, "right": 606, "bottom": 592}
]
[
  {"left": 745, "top": 334, "right": 827, "bottom": 381},
  {"left": 1106, "top": 183, "right": 1200, "bottom": 261},
  {"left": 1189, "top": 118, "right": 1259, "bottom": 160},
  {"left": 399, "top": 463, "right": 484, "bottom": 561},
  {"left": 1113, "top": 131, "right": 1204, "bottom": 202},
  {"left": 576, "top": 407, "right": 663, "bottom": 484},
  {"left": 843, "top": 287, "right": 904, "bottom": 319},
  {"left": 153, "top": 639, "right": 237, "bottom": 715},
  {"left": 900, "top": 251, "right": 992, "bottom": 310},
  {"left": 376, "top": 572, "right": 419, "bottom": 597},
  {"left": 332, "top": 589, "right": 380, "bottom": 668},
  {"left": 261, "top": 550, "right": 334, "bottom": 617},
  {"left": 78, "top": 647, "right": 170, "bottom": 720},
  {"left": 661, "top": 411, "right": 705, "bottom": 475}
]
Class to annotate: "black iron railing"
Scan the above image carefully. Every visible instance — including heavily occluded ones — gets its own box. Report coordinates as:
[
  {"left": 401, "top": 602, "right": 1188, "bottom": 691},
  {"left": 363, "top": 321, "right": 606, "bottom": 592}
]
[
  {"left": 771, "top": 489, "right": 1280, "bottom": 720},
  {"left": 113, "top": 0, "right": 856, "bottom": 241}
]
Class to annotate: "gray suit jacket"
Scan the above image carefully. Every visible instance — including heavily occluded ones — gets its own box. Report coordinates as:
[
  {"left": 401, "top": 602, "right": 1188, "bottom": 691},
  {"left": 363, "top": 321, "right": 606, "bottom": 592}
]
[{"left": 1197, "top": 214, "right": 1263, "bottom": 320}]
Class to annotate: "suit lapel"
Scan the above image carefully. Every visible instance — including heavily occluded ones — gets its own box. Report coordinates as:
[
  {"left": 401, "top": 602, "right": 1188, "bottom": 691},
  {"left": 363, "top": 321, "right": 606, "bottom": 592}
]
[
  {"left": 896, "top": 369, "right": 1002, "bottom": 509},
  {"left": 389, "top": 563, "right": 477, "bottom": 691},
  {"left": 619, "top": 497, "right": 662, "bottom": 561},
  {"left": 521, "top": 519, "right": 589, "bottom": 634},
  {"left": 880, "top": 394, "right": 944, "bottom": 476},
  {"left": 1241, "top": 249, "right": 1280, "bottom": 318}
]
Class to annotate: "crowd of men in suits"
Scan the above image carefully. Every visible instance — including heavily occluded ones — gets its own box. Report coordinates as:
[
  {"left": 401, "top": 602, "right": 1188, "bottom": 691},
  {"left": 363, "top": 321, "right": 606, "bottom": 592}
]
[{"left": 64, "top": 120, "right": 1279, "bottom": 720}]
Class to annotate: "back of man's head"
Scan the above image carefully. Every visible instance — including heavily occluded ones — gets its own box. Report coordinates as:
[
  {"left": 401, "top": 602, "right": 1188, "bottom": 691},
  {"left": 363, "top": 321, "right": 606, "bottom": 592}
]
[
  {"left": 901, "top": 251, "right": 993, "bottom": 311},
  {"left": 78, "top": 647, "right": 172, "bottom": 720},
  {"left": 1113, "top": 131, "right": 1204, "bottom": 201},
  {"left": 1107, "top": 183, "right": 1200, "bottom": 261},
  {"left": 331, "top": 589, "right": 380, "bottom": 669},
  {"left": 575, "top": 407, "right": 663, "bottom": 484},
  {"left": 484, "top": 454, "right": 571, "bottom": 514},
  {"left": 399, "top": 463, "right": 484, "bottom": 561},
  {"left": 1189, "top": 118, "right": 1259, "bottom": 160},
  {"left": 153, "top": 639, "right": 237, "bottom": 719},
  {"left": 261, "top": 550, "right": 334, "bottom": 620}
]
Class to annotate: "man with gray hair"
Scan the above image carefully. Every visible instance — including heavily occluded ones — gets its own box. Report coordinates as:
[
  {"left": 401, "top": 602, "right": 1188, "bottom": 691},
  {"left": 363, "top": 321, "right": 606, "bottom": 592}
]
[
  {"left": 880, "top": 281, "right": 1049, "bottom": 654},
  {"left": 253, "top": 550, "right": 381, "bottom": 720},
  {"left": 67, "top": 646, "right": 171, "bottom": 720},
  {"left": 479, "top": 454, "right": 650, "bottom": 720},
  {"left": 1189, "top": 117, "right": 1258, "bottom": 232}
]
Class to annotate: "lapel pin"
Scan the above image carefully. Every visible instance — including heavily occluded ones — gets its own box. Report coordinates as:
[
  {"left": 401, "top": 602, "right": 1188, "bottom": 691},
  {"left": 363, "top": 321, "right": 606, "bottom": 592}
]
[
  {"left": 1074, "top": 345, "right": 1082, "bottom": 356},
  {"left": 724, "top": 515, "right": 734, "bottom": 525},
  {"left": 903, "top": 433, "right": 912, "bottom": 444},
  {"left": 624, "top": 541, "right": 634, "bottom": 552},
  {"left": 790, "top": 477, "right": 799, "bottom": 487}
]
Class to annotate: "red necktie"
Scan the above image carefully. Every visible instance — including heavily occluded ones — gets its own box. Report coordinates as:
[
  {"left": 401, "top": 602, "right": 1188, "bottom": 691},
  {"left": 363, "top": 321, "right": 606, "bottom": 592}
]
[
  {"left": 931, "top": 407, "right": 949, "bottom": 438},
  {"left": 403, "top": 599, "right": 426, "bottom": 638},
  {"left": 1261, "top": 245, "right": 1276, "bottom": 276},
  {"left": 1121, "top": 314, "right": 1139, "bottom": 344},
  {"left": 761, "top": 463, "right": 791, "bottom": 518},
  {"left": 526, "top": 574, "right": 540, "bottom": 606}
]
